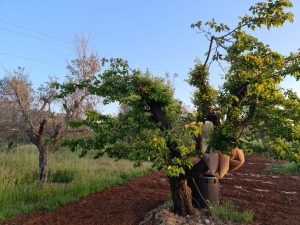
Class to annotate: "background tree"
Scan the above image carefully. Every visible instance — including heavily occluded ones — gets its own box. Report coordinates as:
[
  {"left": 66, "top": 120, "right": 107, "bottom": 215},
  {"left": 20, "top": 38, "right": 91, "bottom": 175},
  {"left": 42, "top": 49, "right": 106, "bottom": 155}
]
[
  {"left": 0, "top": 34, "right": 102, "bottom": 182},
  {"left": 0, "top": 74, "right": 30, "bottom": 151},
  {"left": 56, "top": 0, "right": 300, "bottom": 216}
]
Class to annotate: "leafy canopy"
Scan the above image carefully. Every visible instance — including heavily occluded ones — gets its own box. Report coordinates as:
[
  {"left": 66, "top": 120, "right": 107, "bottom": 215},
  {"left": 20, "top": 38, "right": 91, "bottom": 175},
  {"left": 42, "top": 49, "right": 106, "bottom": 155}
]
[
  {"left": 56, "top": 0, "right": 300, "bottom": 178},
  {"left": 55, "top": 58, "right": 202, "bottom": 177},
  {"left": 190, "top": 0, "right": 300, "bottom": 162}
]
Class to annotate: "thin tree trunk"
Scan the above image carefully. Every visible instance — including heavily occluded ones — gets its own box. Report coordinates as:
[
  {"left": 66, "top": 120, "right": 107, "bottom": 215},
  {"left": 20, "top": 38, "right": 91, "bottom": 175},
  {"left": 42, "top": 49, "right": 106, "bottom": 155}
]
[
  {"left": 37, "top": 144, "right": 49, "bottom": 182},
  {"left": 6, "top": 141, "right": 13, "bottom": 154},
  {"left": 169, "top": 177, "right": 196, "bottom": 216}
]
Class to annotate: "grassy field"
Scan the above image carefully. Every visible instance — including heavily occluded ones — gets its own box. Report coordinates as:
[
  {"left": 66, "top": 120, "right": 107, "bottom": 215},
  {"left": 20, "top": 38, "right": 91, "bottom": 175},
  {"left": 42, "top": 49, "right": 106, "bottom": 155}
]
[
  {"left": 0, "top": 145, "right": 154, "bottom": 222},
  {"left": 265, "top": 161, "right": 300, "bottom": 174}
]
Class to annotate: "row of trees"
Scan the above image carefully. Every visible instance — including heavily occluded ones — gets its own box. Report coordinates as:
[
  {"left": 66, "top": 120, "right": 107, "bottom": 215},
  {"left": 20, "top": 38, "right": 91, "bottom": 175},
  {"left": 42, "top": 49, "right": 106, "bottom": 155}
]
[{"left": 1, "top": 0, "right": 299, "bottom": 217}]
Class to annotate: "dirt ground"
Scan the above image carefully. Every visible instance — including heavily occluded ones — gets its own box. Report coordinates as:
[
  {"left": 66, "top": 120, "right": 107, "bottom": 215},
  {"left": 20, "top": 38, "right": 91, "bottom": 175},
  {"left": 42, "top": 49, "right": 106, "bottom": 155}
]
[{"left": 2, "top": 153, "right": 299, "bottom": 225}]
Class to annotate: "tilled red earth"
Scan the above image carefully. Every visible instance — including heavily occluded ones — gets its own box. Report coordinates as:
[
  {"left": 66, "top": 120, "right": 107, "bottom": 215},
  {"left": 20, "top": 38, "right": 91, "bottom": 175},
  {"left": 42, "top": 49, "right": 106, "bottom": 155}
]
[{"left": 2, "top": 154, "right": 300, "bottom": 225}]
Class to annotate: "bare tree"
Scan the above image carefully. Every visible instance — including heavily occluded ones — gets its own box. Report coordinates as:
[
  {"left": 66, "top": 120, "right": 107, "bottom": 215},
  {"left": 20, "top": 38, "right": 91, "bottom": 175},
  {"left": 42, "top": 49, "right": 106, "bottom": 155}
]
[
  {"left": 0, "top": 95, "right": 29, "bottom": 152},
  {"left": 63, "top": 34, "right": 101, "bottom": 120},
  {"left": 0, "top": 34, "right": 102, "bottom": 182}
]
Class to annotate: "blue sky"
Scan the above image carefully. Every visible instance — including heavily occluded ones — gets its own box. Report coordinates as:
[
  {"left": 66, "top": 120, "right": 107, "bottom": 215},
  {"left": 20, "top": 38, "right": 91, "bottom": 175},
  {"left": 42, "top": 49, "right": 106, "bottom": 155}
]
[{"left": 1, "top": 0, "right": 300, "bottom": 114}]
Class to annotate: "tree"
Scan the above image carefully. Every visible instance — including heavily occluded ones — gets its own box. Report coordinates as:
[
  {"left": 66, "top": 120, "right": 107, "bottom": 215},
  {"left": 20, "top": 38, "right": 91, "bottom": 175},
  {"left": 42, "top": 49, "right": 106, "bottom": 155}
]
[
  {"left": 56, "top": 0, "right": 300, "bottom": 216},
  {"left": 0, "top": 34, "right": 102, "bottom": 182},
  {"left": 0, "top": 74, "right": 30, "bottom": 151}
]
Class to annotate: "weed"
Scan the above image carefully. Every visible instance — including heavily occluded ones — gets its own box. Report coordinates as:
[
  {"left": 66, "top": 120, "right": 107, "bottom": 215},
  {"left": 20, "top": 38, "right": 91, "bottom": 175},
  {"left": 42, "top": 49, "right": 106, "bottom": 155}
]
[
  {"left": 209, "top": 201, "right": 253, "bottom": 223},
  {"left": 48, "top": 169, "right": 75, "bottom": 183},
  {"left": 265, "top": 162, "right": 300, "bottom": 174},
  {"left": 166, "top": 195, "right": 172, "bottom": 203}
]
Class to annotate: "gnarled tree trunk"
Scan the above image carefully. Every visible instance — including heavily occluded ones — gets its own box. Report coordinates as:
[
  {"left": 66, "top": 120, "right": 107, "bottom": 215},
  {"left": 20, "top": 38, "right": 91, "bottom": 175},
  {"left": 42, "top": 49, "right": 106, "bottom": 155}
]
[
  {"left": 171, "top": 158, "right": 209, "bottom": 216},
  {"left": 149, "top": 100, "right": 210, "bottom": 216},
  {"left": 169, "top": 177, "right": 195, "bottom": 216}
]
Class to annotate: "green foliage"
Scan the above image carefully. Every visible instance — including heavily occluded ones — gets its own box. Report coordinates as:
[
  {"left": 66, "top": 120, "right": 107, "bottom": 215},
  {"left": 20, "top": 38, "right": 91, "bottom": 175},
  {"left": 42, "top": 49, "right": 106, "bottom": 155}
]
[
  {"left": 55, "top": 0, "right": 300, "bottom": 181},
  {"left": 189, "top": 0, "right": 300, "bottom": 163},
  {"left": 56, "top": 58, "right": 202, "bottom": 177},
  {"left": 209, "top": 201, "right": 254, "bottom": 223},
  {"left": 186, "top": 58, "right": 218, "bottom": 122}
]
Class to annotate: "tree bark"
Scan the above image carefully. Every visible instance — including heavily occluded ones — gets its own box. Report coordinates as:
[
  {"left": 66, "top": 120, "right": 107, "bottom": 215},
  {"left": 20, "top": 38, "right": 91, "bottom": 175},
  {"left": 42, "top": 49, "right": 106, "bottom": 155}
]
[
  {"left": 148, "top": 100, "right": 210, "bottom": 216},
  {"left": 168, "top": 159, "right": 209, "bottom": 216},
  {"left": 37, "top": 144, "right": 49, "bottom": 182},
  {"left": 195, "top": 133, "right": 205, "bottom": 153},
  {"left": 168, "top": 177, "right": 195, "bottom": 216}
]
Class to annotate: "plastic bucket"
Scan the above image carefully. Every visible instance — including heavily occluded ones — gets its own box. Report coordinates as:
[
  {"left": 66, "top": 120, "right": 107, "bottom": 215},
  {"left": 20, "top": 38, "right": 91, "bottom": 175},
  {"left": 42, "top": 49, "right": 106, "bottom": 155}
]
[{"left": 188, "top": 174, "right": 220, "bottom": 208}]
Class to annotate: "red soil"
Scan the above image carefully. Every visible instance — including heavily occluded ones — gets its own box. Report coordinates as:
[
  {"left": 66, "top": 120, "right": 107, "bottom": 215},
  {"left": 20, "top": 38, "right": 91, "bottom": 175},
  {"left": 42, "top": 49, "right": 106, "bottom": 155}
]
[{"left": 2, "top": 154, "right": 300, "bottom": 225}]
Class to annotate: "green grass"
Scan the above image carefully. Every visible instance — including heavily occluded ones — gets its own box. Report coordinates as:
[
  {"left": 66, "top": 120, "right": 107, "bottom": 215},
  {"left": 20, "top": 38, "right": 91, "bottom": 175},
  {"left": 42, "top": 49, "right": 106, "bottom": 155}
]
[
  {"left": 265, "top": 161, "right": 300, "bottom": 174},
  {"left": 209, "top": 201, "right": 254, "bottom": 223},
  {"left": 0, "top": 144, "right": 154, "bottom": 222}
]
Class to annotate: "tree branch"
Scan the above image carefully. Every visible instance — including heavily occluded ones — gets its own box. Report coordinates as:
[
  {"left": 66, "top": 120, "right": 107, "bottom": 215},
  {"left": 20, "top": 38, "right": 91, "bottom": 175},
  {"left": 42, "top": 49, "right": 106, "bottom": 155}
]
[{"left": 202, "top": 36, "right": 215, "bottom": 71}]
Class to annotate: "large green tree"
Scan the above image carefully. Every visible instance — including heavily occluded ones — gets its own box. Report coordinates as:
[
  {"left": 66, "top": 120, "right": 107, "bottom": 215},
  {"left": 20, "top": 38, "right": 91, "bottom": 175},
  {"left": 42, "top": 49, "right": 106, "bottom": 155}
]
[{"left": 56, "top": 0, "right": 300, "bottom": 216}]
